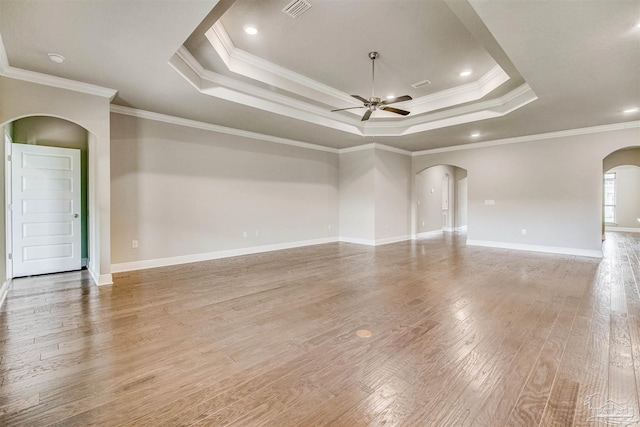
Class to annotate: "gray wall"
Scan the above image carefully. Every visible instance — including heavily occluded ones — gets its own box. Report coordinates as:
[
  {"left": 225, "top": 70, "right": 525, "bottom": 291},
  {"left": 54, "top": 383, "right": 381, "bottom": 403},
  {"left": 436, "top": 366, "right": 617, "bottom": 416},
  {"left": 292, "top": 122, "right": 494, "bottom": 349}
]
[
  {"left": 413, "top": 127, "right": 640, "bottom": 253},
  {"left": 110, "top": 113, "right": 339, "bottom": 264},
  {"left": 339, "top": 146, "right": 412, "bottom": 243},
  {"left": 607, "top": 166, "right": 640, "bottom": 229},
  {"left": 339, "top": 149, "right": 375, "bottom": 241},
  {"left": 374, "top": 149, "right": 412, "bottom": 241}
]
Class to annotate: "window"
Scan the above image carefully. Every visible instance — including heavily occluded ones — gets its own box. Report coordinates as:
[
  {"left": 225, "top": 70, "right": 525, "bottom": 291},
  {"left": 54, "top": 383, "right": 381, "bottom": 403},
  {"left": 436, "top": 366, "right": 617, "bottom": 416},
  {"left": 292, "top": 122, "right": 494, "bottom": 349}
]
[{"left": 604, "top": 172, "right": 616, "bottom": 223}]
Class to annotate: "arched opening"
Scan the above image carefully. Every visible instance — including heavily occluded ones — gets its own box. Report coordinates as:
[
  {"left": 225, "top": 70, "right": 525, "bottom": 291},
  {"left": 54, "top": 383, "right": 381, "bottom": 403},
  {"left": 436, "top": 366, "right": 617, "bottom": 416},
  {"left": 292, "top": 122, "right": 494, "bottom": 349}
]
[
  {"left": 602, "top": 147, "right": 640, "bottom": 238},
  {"left": 2, "top": 115, "right": 96, "bottom": 281},
  {"left": 415, "top": 164, "right": 468, "bottom": 238}
]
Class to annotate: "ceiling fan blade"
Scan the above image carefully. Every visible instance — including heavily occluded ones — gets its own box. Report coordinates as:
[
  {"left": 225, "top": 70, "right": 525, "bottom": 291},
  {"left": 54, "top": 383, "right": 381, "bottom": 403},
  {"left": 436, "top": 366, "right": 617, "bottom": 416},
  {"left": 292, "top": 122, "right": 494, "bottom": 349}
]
[
  {"left": 381, "top": 95, "right": 412, "bottom": 105},
  {"left": 331, "top": 106, "right": 364, "bottom": 112},
  {"left": 351, "top": 95, "right": 369, "bottom": 103},
  {"left": 361, "top": 110, "right": 373, "bottom": 121},
  {"left": 380, "top": 106, "right": 410, "bottom": 116}
]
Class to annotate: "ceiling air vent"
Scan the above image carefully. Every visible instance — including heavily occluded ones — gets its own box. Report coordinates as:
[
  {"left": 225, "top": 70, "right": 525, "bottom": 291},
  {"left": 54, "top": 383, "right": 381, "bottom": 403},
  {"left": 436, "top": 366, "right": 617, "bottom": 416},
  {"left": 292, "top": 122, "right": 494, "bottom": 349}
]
[
  {"left": 411, "top": 79, "right": 432, "bottom": 89},
  {"left": 282, "top": 0, "right": 312, "bottom": 18}
]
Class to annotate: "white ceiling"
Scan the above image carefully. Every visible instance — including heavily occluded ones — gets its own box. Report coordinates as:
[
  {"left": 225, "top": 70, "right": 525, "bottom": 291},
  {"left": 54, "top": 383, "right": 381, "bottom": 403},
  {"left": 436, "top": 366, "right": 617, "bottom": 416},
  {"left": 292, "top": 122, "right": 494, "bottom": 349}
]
[{"left": 0, "top": 0, "right": 638, "bottom": 151}]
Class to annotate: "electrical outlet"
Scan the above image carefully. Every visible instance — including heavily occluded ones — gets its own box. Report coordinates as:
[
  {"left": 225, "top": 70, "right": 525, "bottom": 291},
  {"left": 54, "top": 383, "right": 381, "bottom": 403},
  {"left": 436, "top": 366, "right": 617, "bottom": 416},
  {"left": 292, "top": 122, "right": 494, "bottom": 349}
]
[
  {"left": 243, "top": 231, "right": 248, "bottom": 238},
  {"left": 132, "top": 240, "right": 138, "bottom": 248},
  {"left": 255, "top": 231, "right": 260, "bottom": 236},
  {"left": 521, "top": 229, "right": 527, "bottom": 235},
  {"left": 328, "top": 224, "right": 332, "bottom": 231}
]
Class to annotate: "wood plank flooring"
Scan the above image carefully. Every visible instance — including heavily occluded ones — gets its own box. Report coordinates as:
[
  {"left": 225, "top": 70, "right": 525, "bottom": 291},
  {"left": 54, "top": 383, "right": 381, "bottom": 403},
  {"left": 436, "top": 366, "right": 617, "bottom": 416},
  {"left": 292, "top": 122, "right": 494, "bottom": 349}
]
[{"left": 1, "top": 232, "right": 639, "bottom": 426}]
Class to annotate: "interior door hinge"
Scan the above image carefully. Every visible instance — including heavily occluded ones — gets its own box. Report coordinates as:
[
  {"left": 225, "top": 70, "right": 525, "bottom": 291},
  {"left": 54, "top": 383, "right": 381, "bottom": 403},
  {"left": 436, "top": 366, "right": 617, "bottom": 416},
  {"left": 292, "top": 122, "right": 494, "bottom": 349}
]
[
  {"left": 7, "top": 154, "right": 11, "bottom": 162},
  {"left": 8, "top": 253, "right": 11, "bottom": 260}
]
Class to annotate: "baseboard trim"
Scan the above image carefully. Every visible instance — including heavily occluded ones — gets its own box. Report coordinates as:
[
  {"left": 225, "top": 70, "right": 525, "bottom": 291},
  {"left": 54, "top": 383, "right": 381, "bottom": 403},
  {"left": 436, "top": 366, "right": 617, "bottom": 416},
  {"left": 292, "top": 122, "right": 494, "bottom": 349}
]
[
  {"left": 443, "top": 226, "right": 468, "bottom": 233},
  {"left": 416, "top": 230, "right": 444, "bottom": 239},
  {"left": 0, "top": 279, "right": 9, "bottom": 307},
  {"left": 89, "top": 266, "right": 114, "bottom": 286},
  {"left": 339, "top": 235, "right": 412, "bottom": 246},
  {"left": 467, "top": 239, "right": 603, "bottom": 258},
  {"left": 605, "top": 226, "right": 640, "bottom": 233},
  {"left": 374, "top": 235, "right": 412, "bottom": 246},
  {"left": 111, "top": 237, "right": 339, "bottom": 273},
  {"left": 339, "top": 237, "right": 375, "bottom": 246}
]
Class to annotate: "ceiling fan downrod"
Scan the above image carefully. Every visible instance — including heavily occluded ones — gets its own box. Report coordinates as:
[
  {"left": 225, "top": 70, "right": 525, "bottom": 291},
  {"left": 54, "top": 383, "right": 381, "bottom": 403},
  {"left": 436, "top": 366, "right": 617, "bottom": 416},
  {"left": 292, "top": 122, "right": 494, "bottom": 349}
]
[
  {"left": 330, "top": 51, "right": 412, "bottom": 121},
  {"left": 369, "top": 51, "right": 379, "bottom": 101}
]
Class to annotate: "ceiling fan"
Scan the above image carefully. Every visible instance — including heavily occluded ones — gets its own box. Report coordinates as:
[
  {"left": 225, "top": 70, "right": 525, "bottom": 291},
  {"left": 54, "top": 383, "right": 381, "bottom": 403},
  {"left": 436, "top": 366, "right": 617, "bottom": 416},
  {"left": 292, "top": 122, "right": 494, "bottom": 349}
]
[{"left": 331, "top": 51, "right": 412, "bottom": 121}]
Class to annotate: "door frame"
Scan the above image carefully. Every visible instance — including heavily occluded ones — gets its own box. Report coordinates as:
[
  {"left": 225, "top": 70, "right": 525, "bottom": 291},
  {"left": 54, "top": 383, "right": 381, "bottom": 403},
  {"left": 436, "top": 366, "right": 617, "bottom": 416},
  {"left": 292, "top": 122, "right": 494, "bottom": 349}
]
[
  {"left": 4, "top": 118, "right": 91, "bottom": 281},
  {"left": 4, "top": 128, "right": 12, "bottom": 280},
  {"left": 10, "top": 143, "right": 83, "bottom": 277}
]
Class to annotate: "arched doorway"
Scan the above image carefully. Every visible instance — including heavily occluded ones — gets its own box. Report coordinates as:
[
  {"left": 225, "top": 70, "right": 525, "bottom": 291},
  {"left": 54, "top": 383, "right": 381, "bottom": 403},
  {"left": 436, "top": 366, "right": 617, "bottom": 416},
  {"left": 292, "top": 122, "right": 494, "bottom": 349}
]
[
  {"left": 6, "top": 116, "right": 90, "bottom": 277},
  {"left": 414, "top": 164, "right": 468, "bottom": 238},
  {"left": 0, "top": 76, "right": 114, "bottom": 288},
  {"left": 602, "top": 147, "right": 640, "bottom": 238},
  {"left": 1, "top": 114, "right": 107, "bottom": 286}
]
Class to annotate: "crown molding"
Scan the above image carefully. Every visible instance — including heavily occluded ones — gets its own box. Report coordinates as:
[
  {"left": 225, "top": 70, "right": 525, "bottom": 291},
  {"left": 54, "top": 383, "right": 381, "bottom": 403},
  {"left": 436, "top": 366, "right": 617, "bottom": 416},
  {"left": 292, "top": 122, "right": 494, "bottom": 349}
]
[
  {"left": 412, "top": 120, "right": 640, "bottom": 156},
  {"left": 362, "top": 83, "right": 537, "bottom": 136},
  {"left": 173, "top": 43, "right": 536, "bottom": 137},
  {"left": 403, "top": 64, "right": 509, "bottom": 115},
  {"left": 110, "top": 104, "right": 340, "bottom": 154},
  {"left": 171, "top": 47, "right": 363, "bottom": 136},
  {"left": 206, "top": 22, "right": 512, "bottom": 119},
  {"left": 0, "top": 32, "right": 117, "bottom": 100},
  {"left": 207, "top": 23, "right": 355, "bottom": 108},
  {"left": 110, "top": 105, "right": 639, "bottom": 158},
  {"left": 1, "top": 66, "right": 118, "bottom": 100},
  {"left": 338, "top": 143, "right": 411, "bottom": 156},
  {"left": 110, "top": 104, "right": 412, "bottom": 156},
  {"left": 375, "top": 144, "right": 412, "bottom": 156}
]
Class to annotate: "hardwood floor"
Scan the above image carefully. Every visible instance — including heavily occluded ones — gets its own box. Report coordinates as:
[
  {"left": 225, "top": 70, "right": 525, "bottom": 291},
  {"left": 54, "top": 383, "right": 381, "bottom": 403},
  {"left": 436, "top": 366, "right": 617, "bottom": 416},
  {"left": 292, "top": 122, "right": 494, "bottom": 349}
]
[{"left": 1, "top": 232, "right": 639, "bottom": 426}]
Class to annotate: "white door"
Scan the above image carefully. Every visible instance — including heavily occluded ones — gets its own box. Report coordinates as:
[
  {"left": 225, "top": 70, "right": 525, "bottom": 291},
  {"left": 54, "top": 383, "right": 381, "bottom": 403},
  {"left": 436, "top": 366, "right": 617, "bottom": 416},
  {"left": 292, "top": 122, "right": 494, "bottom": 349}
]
[{"left": 11, "top": 144, "right": 81, "bottom": 277}]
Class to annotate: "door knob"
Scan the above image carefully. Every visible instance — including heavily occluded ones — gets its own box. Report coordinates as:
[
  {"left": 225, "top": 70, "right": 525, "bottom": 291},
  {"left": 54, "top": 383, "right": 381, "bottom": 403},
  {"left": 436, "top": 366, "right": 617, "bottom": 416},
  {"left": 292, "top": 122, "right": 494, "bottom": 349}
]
[{"left": 74, "top": 214, "right": 79, "bottom": 218}]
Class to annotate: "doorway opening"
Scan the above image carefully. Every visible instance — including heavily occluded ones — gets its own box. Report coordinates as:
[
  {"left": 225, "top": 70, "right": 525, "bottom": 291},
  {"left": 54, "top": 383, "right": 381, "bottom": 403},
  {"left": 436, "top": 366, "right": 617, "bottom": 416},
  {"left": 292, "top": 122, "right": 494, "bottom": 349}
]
[
  {"left": 415, "top": 165, "right": 468, "bottom": 238},
  {"left": 5, "top": 116, "right": 89, "bottom": 278},
  {"left": 602, "top": 146, "right": 640, "bottom": 239}
]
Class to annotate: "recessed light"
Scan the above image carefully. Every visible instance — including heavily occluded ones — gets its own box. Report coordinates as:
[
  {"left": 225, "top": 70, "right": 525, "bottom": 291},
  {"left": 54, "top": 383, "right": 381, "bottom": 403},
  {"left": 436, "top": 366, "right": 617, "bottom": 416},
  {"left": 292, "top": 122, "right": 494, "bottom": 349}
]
[
  {"left": 623, "top": 107, "right": 639, "bottom": 114},
  {"left": 48, "top": 53, "right": 65, "bottom": 64},
  {"left": 244, "top": 26, "right": 258, "bottom": 35},
  {"left": 460, "top": 69, "right": 472, "bottom": 77},
  {"left": 471, "top": 132, "right": 480, "bottom": 137}
]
